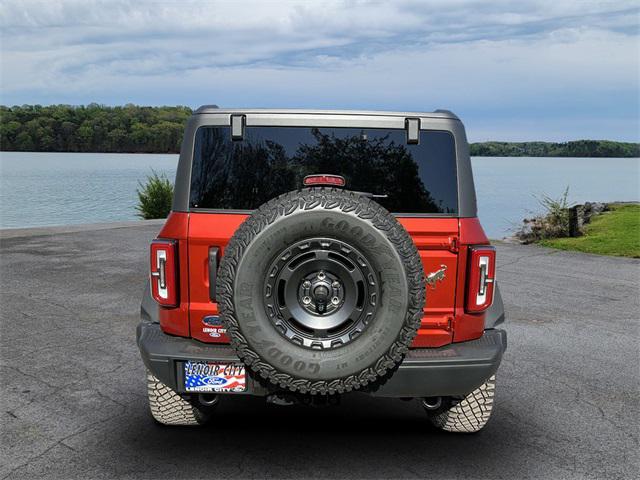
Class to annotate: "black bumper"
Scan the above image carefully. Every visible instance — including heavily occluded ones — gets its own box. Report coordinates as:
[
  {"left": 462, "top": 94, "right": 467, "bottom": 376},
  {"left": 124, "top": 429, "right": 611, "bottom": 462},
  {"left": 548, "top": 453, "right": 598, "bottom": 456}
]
[{"left": 137, "top": 321, "right": 506, "bottom": 397}]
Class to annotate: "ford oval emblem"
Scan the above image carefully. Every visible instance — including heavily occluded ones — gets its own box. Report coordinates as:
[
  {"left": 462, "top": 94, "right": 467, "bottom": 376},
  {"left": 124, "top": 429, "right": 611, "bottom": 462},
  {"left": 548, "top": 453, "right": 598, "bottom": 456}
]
[
  {"left": 203, "top": 315, "right": 222, "bottom": 326},
  {"left": 204, "top": 377, "right": 227, "bottom": 386}
]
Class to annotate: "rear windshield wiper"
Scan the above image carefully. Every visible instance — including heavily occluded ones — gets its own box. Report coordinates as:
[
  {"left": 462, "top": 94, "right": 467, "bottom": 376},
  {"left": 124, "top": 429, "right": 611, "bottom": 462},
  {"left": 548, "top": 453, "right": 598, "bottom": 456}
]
[{"left": 352, "top": 191, "right": 389, "bottom": 199}]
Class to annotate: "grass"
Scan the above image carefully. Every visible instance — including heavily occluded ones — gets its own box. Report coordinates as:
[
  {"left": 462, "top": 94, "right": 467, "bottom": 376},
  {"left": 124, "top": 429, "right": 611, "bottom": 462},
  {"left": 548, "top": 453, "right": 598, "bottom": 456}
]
[{"left": 539, "top": 204, "right": 640, "bottom": 258}]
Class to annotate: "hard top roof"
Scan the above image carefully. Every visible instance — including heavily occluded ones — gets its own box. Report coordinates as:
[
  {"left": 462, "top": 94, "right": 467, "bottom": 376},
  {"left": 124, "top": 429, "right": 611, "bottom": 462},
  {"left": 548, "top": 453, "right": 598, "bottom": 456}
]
[{"left": 193, "top": 106, "right": 459, "bottom": 120}]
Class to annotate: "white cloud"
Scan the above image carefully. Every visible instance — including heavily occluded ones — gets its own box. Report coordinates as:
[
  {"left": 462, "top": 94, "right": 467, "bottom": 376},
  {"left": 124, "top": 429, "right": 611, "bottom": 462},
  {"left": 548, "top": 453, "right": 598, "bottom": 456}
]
[{"left": 0, "top": 0, "right": 638, "bottom": 140}]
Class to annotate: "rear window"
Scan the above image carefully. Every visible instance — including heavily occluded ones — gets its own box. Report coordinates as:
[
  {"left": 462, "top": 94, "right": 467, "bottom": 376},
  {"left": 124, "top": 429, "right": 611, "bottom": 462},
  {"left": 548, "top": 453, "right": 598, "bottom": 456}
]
[{"left": 189, "top": 126, "right": 457, "bottom": 214}]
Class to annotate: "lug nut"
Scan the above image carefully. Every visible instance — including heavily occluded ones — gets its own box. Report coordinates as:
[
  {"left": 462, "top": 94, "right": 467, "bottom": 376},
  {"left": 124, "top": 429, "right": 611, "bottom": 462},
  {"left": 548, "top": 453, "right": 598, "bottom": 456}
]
[
  {"left": 332, "top": 281, "right": 340, "bottom": 288},
  {"left": 331, "top": 296, "right": 340, "bottom": 305},
  {"left": 303, "top": 280, "right": 311, "bottom": 288},
  {"left": 317, "top": 271, "right": 326, "bottom": 280},
  {"left": 302, "top": 296, "right": 312, "bottom": 305}
]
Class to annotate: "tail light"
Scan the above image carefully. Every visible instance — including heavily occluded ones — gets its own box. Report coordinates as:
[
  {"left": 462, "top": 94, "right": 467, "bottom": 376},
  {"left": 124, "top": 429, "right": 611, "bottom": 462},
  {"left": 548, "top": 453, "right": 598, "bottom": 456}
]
[
  {"left": 465, "top": 246, "right": 496, "bottom": 313},
  {"left": 150, "top": 239, "right": 178, "bottom": 307}
]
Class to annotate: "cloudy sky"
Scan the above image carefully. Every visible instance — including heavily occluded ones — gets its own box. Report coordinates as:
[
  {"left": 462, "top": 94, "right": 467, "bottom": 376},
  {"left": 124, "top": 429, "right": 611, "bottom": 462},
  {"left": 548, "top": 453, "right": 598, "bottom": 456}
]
[{"left": 1, "top": 0, "right": 638, "bottom": 141}]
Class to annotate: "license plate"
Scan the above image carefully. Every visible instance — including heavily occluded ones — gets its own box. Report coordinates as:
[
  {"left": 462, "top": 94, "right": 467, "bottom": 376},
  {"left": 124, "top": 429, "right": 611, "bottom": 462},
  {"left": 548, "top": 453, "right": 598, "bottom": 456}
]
[{"left": 183, "top": 361, "right": 246, "bottom": 393}]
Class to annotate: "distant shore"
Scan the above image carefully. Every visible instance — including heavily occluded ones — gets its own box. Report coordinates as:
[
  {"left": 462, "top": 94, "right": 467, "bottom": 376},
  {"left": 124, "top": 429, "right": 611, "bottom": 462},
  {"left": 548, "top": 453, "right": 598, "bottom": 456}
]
[
  {"left": 2, "top": 151, "right": 639, "bottom": 159},
  {"left": 469, "top": 141, "right": 639, "bottom": 158},
  {"left": 1, "top": 104, "right": 639, "bottom": 158}
]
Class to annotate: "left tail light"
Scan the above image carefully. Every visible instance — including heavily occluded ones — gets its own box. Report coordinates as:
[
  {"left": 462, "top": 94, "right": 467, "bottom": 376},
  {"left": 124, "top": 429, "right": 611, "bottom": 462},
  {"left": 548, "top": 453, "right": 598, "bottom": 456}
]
[
  {"left": 150, "top": 239, "right": 178, "bottom": 307},
  {"left": 465, "top": 246, "right": 496, "bottom": 313}
]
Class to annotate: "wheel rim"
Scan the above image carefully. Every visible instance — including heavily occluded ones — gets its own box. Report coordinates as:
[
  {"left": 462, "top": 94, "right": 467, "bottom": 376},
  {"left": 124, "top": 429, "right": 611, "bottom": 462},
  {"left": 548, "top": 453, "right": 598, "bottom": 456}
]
[{"left": 264, "top": 238, "right": 379, "bottom": 350}]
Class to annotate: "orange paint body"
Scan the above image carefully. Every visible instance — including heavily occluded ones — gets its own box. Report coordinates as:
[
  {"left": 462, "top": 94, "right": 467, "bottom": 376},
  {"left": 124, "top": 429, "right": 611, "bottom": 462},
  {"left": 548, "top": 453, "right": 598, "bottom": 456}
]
[{"left": 156, "top": 212, "right": 491, "bottom": 348}]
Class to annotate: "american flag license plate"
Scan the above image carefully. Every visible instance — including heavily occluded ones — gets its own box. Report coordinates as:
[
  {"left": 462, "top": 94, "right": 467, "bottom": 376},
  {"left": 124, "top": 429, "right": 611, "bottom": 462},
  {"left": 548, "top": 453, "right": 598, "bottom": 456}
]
[{"left": 184, "top": 361, "right": 246, "bottom": 393}]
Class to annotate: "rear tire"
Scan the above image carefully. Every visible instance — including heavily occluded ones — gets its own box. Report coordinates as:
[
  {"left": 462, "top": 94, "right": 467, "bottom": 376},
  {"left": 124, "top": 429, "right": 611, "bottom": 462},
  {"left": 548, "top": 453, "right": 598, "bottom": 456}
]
[
  {"left": 146, "top": 372, "right": 213, "bottom": 426},
  {"left": 427, "top": 375, "right": 496, "bottom": 433}
]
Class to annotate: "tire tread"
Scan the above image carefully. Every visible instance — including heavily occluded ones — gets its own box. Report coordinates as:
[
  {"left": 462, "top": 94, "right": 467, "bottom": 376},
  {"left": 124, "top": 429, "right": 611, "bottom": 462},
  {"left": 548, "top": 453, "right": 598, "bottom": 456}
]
[
  {"left": 429, "top": 375, "right": 496, "bottom": 433},
  {"left": 147, "top": 372, "right": 210, "bottom": 426}
]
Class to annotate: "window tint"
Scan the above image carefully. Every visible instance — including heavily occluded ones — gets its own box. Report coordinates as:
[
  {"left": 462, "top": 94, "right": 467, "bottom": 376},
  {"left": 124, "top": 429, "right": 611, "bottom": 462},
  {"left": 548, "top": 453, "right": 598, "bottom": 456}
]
[{"left": 190, "top": 127, "right": 457, "bottom": 214}]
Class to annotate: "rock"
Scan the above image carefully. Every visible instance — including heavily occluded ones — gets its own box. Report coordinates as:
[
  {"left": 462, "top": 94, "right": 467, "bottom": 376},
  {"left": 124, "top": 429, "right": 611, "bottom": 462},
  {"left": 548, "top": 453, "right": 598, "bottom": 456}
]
[{"left": 573, "top": 202, "right": 608, "bottom": 231}]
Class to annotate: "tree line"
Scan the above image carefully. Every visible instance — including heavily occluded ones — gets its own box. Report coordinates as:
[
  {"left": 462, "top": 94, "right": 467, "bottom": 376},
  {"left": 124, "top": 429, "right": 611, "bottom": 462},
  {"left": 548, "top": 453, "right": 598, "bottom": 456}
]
[
  {"left": 0, "top": 104, "right": 192, "bottom": 153},
  {"left": 469, "top": 140, "right": 639, "bottom": 158},
  {"left": 1, "top": 104, "right": 638, "bottom": 157}
]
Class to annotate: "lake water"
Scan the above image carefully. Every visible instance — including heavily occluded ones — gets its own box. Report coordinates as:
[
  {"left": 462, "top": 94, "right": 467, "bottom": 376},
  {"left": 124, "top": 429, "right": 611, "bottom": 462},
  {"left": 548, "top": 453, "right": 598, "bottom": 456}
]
[{"left": 1, "top": 152, "right": 638, "bottom": 238}]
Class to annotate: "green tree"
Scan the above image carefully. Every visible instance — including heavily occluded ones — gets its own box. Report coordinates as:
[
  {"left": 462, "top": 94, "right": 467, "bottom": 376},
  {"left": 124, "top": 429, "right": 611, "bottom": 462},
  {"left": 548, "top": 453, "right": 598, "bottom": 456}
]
[
  {"left": 470, "top": 140, "right": 639, "bottom": 157},
  {"left": 0, "top": 104, "right": 193, "bottom": 153}
]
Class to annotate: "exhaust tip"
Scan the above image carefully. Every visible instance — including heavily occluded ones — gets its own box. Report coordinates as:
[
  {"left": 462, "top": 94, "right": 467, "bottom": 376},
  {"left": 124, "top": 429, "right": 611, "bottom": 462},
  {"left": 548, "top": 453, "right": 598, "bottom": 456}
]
[
  {"left": 198, "top": 393, "right": 219, "bottom": 407},
  {"left": 422, "top": 396, "right": 442, "bottom": 411}
]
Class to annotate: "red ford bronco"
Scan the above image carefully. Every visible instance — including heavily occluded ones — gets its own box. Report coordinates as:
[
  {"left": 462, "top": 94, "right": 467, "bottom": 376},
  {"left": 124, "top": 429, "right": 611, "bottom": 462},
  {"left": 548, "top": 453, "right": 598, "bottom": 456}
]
[{"left": 137, "top": 107, "right": 506, "bottom": 432}]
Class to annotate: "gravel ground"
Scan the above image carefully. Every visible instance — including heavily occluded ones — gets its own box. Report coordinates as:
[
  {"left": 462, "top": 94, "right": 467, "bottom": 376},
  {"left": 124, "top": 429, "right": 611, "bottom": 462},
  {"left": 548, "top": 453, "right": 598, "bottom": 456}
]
[{"left": 1, "top": 223, "right": 638, "bottom": 479}]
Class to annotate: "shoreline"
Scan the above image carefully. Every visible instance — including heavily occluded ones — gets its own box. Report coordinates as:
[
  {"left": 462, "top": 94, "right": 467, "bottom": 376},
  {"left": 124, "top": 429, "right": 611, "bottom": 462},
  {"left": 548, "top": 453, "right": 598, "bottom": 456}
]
[
  {"left": 0, "top": 219, "right": 165, "bottom": 239},
  {"left": 1, "top": 150, "right": 639, "bottom": 159},
  {"left": 508, "top": 202, "right": 639, "bottom": 258}
]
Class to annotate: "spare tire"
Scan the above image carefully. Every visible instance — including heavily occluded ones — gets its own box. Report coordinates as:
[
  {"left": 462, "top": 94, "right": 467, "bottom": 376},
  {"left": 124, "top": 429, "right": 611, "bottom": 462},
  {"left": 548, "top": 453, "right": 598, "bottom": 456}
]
[{"left": 216, "top": 188, "right": 425, "bottom": 395}]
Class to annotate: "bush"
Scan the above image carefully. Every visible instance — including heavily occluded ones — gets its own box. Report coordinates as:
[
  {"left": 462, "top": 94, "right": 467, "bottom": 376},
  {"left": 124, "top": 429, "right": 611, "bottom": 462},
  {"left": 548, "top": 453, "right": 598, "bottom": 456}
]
[
  {"left": 534, "top": 186, "right": 572, "bottom": 238},
  {"left": 136, "top": 170, "right": 174, "bottom": 219},
  {"left": 514, "top": 187, "right": 573, "bottom": 243}
]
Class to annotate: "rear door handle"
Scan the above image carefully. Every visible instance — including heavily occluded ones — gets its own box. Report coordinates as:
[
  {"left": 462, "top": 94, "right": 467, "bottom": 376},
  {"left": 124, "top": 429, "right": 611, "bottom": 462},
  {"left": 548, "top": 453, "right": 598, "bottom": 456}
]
[{"left": 208, "top": 247, "right": 219, "bottom": 302}]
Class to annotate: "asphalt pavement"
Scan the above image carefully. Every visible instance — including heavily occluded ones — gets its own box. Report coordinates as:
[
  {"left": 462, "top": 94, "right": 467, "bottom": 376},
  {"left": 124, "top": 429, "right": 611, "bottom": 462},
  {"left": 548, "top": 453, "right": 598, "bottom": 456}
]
[{"left": 1, "top": 222, "right": 638, "bottom": 479}]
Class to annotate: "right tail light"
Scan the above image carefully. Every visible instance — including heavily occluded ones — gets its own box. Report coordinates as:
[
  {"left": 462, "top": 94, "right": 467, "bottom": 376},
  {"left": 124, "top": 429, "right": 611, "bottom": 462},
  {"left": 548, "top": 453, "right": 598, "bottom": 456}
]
[
  {"left": 465, "top": 246, "right": 496, "bottom": 313},
  {"left": 150, "top": 239, "right": 178, "bottom": 307}
]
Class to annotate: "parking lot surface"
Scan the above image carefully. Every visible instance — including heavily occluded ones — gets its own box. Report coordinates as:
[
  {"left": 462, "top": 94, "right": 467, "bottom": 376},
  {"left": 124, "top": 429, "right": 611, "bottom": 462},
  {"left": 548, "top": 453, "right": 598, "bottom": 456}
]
[{"left": 1, "top": 223, "right": 638, "bottom": 479}]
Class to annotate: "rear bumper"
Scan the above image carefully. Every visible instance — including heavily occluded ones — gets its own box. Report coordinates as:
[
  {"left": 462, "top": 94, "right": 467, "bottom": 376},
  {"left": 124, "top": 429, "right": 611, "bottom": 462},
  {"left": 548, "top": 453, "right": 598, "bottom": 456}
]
[{"left": 137, "top": 321, "right": 506, "bottom": 398}]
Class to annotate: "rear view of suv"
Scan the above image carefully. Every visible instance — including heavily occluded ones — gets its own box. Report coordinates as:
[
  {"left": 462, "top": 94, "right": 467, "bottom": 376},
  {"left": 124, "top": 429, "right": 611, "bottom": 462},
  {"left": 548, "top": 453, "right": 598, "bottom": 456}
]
[{"left": 137, "top": 107, "right": 506, "bottom": 432}]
